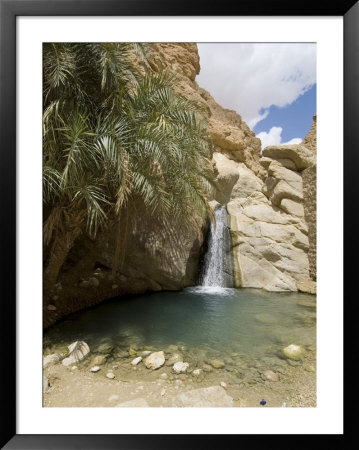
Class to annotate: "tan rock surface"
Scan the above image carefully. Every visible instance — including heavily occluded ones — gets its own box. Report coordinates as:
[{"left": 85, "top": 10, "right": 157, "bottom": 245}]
[{"left": 262, "top": 145, "right": 315, "bottom": 171}]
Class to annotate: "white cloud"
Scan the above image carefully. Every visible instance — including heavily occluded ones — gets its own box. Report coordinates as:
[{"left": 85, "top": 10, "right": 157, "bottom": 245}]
[
  {"left": 256, "top": 126, "right": 302, "bottom": 149},
  {"left": 197, "top": 43, "right": 316, "bottom": 129}
]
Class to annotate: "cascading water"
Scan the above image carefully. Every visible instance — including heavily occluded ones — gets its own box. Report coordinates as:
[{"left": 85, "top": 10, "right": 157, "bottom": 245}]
[{"left": 199, "top": 205, "right": 234, "bottom": 287}]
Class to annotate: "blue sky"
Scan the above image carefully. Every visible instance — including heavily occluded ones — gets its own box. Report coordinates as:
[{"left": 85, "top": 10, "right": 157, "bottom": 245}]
[
  {"left": 196, "top": 43, "right": 316, "bottom": 149},
  {"left": 254, "top": 85, "right": 316, "bottom": 147}
]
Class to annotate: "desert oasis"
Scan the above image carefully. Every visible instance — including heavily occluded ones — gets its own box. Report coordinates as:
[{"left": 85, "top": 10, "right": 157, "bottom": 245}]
[{"left": 42, "top": 43, "right": 317, "bottom": 407}]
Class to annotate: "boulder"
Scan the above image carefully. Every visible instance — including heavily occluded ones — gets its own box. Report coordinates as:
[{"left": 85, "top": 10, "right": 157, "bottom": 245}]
[
  {"left": 173, "top": 386, "right": 234, "bottom": 407},
  {"left": 62, "top": 341, "right": 90, "bottom": 366},
  {"left": 281, "top": 344, "right": 305, "bottom": 360},
  {"left": 262, "top": 145, "right": 315, "bottom": 171},
  {"left": 131, "top": 356, "right": 142, "bottom": 366},
  {"left": 145, "top": 351, "right": 165, "bottom": 370},
  {"left": 212, "top": 153, "right": 239, "bottom": 204},
  {"left": 173, "top": 362, "right": 189, "bottom": 373}
]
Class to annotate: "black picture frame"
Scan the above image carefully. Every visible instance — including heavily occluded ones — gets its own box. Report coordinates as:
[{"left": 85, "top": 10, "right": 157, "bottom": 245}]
[{"left": 1, "top": 0, "right": 356, "bottom": 448}]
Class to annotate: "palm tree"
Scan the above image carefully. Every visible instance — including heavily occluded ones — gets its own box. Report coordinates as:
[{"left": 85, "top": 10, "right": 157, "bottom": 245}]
[{"left": 43, "top": 43, "right": 215, "bottom": 292}]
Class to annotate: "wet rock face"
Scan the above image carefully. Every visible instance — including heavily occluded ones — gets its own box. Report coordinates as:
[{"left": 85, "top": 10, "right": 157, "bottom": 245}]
[{"left": 217, "top": 153, "right": 310, "bottom": 291}]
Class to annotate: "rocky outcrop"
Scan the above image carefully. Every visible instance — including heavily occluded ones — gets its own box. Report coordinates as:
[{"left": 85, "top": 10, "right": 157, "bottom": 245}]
[
  {"left": 301, "top": 115, "right": 317, "bottom": 154},
  {"left": 301, "top": 116, "right": 317, "bottom": 281},
  {"left": 136, "top": 43, "right": 264, "bottom": 179},
  {"left": 214, "top": 117, "right": 317, "bottom": 291}
]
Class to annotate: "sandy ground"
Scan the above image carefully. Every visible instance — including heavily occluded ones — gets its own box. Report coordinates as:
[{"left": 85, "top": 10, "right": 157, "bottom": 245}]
[{"left": 43, "top": 351, "right": 316, "bottom": 408}]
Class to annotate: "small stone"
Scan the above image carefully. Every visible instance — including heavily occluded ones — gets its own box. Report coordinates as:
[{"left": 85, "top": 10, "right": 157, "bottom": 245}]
[
  {"left": 108, "top": 395, "right": 120, "bottom": 402},
  {"left": 52, "top": 295, "right": 58, "bottom": 301},
  {"left": 90, "top": 366, "right": 100, "bottom": 372},
  {"left": 62, "top": 341, "right": 90, "bottom": 366},
  {"left": 145, "top": 351, "right": 165, "bottom": 370},
  {"left": 89, "top": 277, "right": 100, "bottom": 287},
  {"left": 160, "top": 389, "right": 166, "bottom": 396},
  {"left": 119, "top": 275, "right": 127, "bottom": 282},
  {"left": 160, "top": 373, "right": 168, "bottom": 380},
  {"left": 192, "top": 369, "right": 202, "bottom": 377},
  {"left": 131, "top": 356, "right": 142, "bottom": 366},
  {"left": 262, "top": 370, "right": 279, "bottom": 382},
  {"left": 175, "top": 379, "right": 183, "bottom": 386},
  {"left": 173, "top": 362, "right": 189, "bottom": 374},
  {"left": 220, "top": 381, "right": 227, "bottom": 389},
  {"left": 305, "top": 365, "right": 316, "bottom": 373},
  {"left": 106, "top": 372, "right": 115, "bottom": 379},
  {"left": 80, "top": 280, "right": 89, "bottom": 288},
  {"left": 211, "top": 360, "right": 225, "bottom": 369},
  {"left": 112, "top": 284, "right": 119, "bottom": 290},
  {"left": 47, "top": 304, "right": 56, "bottom": 311},
  {"left": 128, "top": 348, "right": 137, "bottom": 356},
  {"left": 281, "top": 344, "right": 305, "bottom": 361},
  {"left": 202, "top": 364, "right": 213, "bottom": 372},
  {"left": 142, "top": 351, "right": 151, "bottom": 356},
  {"left": 260, "top": 399, "right": 267, "bottom": 406},
  {"left": 72, "top": 366, "right": 77, "bottom": 370}
]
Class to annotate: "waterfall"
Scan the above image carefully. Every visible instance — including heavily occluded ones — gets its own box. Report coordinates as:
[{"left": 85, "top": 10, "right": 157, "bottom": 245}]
[{"left": 199, "top": 205, "right": 233, "bottom": 288}]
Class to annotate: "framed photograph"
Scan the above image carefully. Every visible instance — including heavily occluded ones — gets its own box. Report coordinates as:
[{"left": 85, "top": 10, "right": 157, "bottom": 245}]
[{"left": 1, "top": 0, "right": 355, "bottom": 448}]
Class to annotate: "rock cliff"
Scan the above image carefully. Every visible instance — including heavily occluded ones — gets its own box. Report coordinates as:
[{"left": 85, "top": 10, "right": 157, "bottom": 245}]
[{"left": 44, "top": 44, "right": 316, "bottom": 328}]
